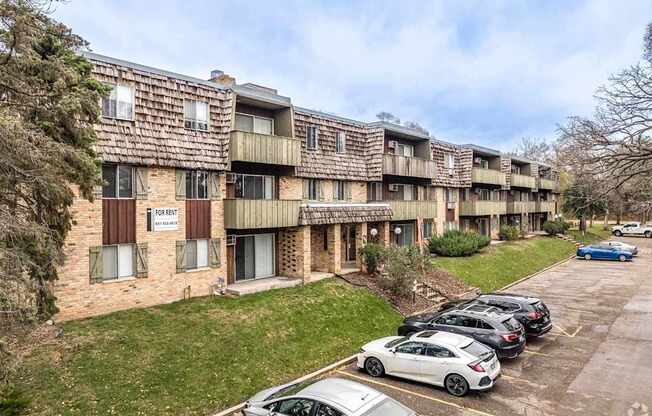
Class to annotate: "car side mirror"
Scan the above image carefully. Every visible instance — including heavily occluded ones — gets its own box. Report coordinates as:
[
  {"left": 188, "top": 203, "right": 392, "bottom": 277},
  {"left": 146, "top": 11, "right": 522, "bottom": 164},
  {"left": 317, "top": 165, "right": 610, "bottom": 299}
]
[{"left": 390, "top": 348, "right": 396, "bottom": 354}]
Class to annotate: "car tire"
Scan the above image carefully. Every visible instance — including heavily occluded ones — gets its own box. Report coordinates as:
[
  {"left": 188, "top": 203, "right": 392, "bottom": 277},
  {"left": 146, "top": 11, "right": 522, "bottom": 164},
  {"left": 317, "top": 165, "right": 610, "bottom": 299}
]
[
  {"left": 364, "top": 357, "right": 385, "bottom": 378},
  {"left": 444, "top": 373, "right": 470, "bottom": 397},
  {"left": 619, "top": 254, "right": 626, "bottom": 262},
  {"left": 584, "top": 253, "right": 592, "bottom": 260},
  {"left": 614, "top": 230, "right": 622, "bottom": 237},
  {"left": 645, "top": 231, "right": 651, "bottom": 238}
]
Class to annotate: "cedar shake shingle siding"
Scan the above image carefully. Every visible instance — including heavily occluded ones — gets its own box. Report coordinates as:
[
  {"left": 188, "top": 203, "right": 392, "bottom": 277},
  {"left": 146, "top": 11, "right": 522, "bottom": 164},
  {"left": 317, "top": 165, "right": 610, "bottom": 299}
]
[
  {"left": 431, "top": 140, "right": 472, "bottom": 188},
  {"left": 88, "top": 54, "right": 233, "bottom": 171},
  {"left": 299, "top": 204, "right": 393, "bottom": 225}
]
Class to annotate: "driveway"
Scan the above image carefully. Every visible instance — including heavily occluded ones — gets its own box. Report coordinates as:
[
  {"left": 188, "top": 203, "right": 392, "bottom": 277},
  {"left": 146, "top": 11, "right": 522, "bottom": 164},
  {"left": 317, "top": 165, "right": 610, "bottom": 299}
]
[{"left": 335, "top": 236, "right": 652, "bottom": 416}]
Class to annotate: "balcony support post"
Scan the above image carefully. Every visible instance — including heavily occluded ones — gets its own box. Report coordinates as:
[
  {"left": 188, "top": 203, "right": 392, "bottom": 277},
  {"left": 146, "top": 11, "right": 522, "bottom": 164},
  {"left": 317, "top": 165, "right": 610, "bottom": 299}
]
[
  {"left": 355, "top": 222, "right": 368, "bottom": 271},
  {"left": 327, "top": 224, "right": 342, "bottom": 274}
]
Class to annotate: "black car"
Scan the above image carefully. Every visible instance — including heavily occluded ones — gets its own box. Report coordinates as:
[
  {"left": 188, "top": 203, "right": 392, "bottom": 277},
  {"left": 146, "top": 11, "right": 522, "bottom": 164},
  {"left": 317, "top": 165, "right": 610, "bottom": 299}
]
[
  {"left": 398, "top": 306, "right": 526, "bottom": 359},
  {"left": 440, "top": 293, "right": 552, "bottom": 337}
]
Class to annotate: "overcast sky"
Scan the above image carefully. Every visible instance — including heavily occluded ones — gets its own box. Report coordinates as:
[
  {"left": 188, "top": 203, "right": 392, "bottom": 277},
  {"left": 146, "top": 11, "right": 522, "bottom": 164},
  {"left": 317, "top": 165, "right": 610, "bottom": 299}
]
[{"left": 53, "top": 1, "right": 652, "bottom": 150}]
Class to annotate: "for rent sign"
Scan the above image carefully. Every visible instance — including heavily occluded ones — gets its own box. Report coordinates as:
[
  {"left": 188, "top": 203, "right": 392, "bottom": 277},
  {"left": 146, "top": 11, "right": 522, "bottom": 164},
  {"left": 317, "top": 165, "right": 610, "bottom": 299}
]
[{"left": 149, "top": 208, "right": 178, "bottom": 231}]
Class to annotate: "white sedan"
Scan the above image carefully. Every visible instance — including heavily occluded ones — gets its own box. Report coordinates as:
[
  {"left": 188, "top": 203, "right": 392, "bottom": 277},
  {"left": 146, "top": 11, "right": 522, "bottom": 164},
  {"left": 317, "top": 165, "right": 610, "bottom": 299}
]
[
  {"left": 601, "top": 240, "right": 638, "bottom": 255},
  {"left": 357, "top": 331, "right": 500, "bottom": 396}
]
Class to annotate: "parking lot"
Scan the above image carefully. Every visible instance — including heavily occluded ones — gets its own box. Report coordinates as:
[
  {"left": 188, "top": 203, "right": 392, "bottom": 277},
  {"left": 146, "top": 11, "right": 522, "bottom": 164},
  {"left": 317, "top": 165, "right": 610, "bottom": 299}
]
[{"left": 332, "top": 236, "right": 652, "bottom": 416}]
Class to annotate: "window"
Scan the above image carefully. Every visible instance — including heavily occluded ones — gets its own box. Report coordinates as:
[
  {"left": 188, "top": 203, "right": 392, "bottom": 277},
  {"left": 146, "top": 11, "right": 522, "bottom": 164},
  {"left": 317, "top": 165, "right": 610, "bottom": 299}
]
[
  {"left": 511, "top": 165, "right": 521, "bottom": 174},
  {"left": 435, "top": 314, "right": 458, "bottom": 326},
  {"left": 422, "top": 220, "right": 434, "bottom": 239},
  {"left": 184, "top": 100, "right": 209, "bottom": 131},
  {"left": 305, "top": 179, "right": 319, "bottom": 200},
  {"left": 185, "top": 239, "right": 209, "bottom": 269},
  {"left": 445, "top": 153, "right": 455, "bottom": 171},
  {"left": 102, "top": 85, "right": 134, "bottom": 120},
  {"left": 234, "top": 174, "right": 274, "bottom": 200},
  {"left": 186, "top": 171, "right": 209, "bottom": 199},
  {"left": 478, "top": 189, "right": 491, "bottom": 201},
  {"left": 336, "top": 131, "right": 346, "bottom": 153},
  {"left": 477, "top": 158, "right": 489, "bottom": 169},
  {"left": 395, "top": 342, "right": 427, "bottom": 355},
  {"left": 316, "top": 403, "right": 343, "bottom": 416},
  {"left": 445, "top": 188, "right": 456, "bottom": 202},
  {"left": 234, "top": 113, "right": 274, "bottom": 135},
  {"left": 102, "top": 244, "right": 134, "bottom": 280},
  {"left": 368, "top": 182, "right": 383, "bottom": 201},
  {"left": 398, "top": 184, "right": 414, "bottom": 201},
  {"left": 333, "top": 180, "right": 346, "bottom": 201},
  {"left": 394, "top": 223, "right": 414, "bottom": 247},
  {"left": 426, "top": 345, "right": 455, "bottom": 358},
  {"left": 477, "top": 320, "right": 495, "bottom": 330},
  {"left": 102, "top": 164, "right": 133, "bottom": 198},
  {"left": 397, "top": 143, "right": 414, "bottom": 157},
  {"left": 307, "top": 126, "right": 319, "bottom": 150},
  {"left": 461, "top": 341, "right": 492, "bottom": 357},
  {"left": 458, "top": 316, "right": 479, "bottom": 328},
  {"left": 270, "top": 399, "right": 315, "bottom": 416}
]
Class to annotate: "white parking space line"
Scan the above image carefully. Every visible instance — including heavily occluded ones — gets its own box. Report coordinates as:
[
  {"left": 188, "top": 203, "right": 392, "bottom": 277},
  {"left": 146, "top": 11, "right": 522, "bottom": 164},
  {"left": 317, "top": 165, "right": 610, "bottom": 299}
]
[{"left": 335, "top": 370, "right": 497, "bottom": 416}]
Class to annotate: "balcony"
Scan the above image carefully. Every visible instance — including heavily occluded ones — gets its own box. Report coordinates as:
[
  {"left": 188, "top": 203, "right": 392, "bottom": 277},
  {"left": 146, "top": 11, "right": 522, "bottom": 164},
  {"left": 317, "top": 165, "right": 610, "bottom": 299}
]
[
  {"left": 537, "top": 177, "right": 556, "bottom": 190},
  {"left": 472, "top": 167, "right": 506, "bottom": 186},
  {"left": 230, "top": 130, "right": 301, "bottom": 166},
  {"left": 535, "top": 201, "right": 556, "bottom": 213},
  {"left": 459, "top": 200, "right": 506, "bottom": 216},
  {"left": 387, "top": 200, "right": 438, "bottom": 221},
  {"left": 506, "top": 201, "right": 536, "bottom": 214},
  {"left": 510, "top": 173, "right": 536, "bottom": 189},
  {"left": 224, "top": 199, "right": 300, "bottom": 229},
  {"left": 382, "top": 154, "right": 437, "bottom": 179}
]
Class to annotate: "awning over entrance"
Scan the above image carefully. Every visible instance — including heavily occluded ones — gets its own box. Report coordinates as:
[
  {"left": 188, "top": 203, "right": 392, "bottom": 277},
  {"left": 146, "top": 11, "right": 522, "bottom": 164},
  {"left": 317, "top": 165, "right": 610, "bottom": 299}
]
[{"left": 299, "top": 203, "right": 393, "bottom": 225}]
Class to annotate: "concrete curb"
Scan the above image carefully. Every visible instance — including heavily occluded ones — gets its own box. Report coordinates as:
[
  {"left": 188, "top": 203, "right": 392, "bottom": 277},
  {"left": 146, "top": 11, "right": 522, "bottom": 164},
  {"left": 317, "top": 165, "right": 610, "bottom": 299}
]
[{"left": 212, "top": 355, "right": 357, "bottom": 416}]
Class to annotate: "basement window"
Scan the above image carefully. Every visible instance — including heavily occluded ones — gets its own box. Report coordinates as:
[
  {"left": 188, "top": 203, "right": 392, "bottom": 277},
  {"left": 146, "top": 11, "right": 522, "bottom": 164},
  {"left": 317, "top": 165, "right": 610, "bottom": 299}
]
[
  {"left": 102, "top": 244, "right": 134, "bottom": 280},
  {"left": 184, "top": 100, "right": 209, "bottom": 131},
  {"left": 185, "top": 239, "right": 209, "bottom": 270}
]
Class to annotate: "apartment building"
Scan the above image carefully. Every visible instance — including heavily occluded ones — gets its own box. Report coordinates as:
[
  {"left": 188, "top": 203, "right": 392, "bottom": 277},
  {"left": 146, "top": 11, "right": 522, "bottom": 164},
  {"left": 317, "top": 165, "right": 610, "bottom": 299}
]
[{"left": 53, "top": 53, "right": 558, "bottom": 320}]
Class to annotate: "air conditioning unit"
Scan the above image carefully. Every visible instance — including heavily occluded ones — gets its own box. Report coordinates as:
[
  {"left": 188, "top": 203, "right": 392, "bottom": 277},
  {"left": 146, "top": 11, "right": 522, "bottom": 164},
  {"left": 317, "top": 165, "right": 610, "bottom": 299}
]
[
  {"left": 387, "top": 140, "right": 397, "bottom": 149},
  {"left": 474, "top": 189, "right": 481, "bottom": 194},
  {"left": 446, "top": 202, "right": 456, "bottom": 210},
  {"left": 226, "top": 235, "right": 236, "bottom": 246},
  {"left": 225, "top": 173, "right": 236, "bottom": 183},
  {"left": 388, "top": 184, "right": 399, "bottom": 192},
  {"left": 474, "top": 157, "right": 482, "bottom": 164}
]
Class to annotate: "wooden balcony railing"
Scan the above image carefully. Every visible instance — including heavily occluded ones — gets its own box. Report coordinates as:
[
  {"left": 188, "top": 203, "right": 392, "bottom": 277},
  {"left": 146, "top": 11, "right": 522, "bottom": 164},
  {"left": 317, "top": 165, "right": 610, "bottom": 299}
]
[
  {"left": 506, "top": 201, "right": 537, "bottom": 214},
  {"left": 224, "top": 199, "right": 300, "bottom": 229},
  {"left": 537, "top": 177, "right": 556, "bottom": 190},
  {"left": 387, "top": 200, "right": 438, "bottom": 221},
  {"left": 472, "top": 167, "right": 506, "bottom": 186},
  {"left": 510, "top": 173, "right": 536, "bottom": 189},
  {"left": 230, "top": 130, "right": 301, "bottom": 166},
  {"left": 382, "top": 154, "right": 437, "bottom": 179},
  {"left": 459, "top": 200, "right": 506, "bottom": 216},
  {"left": 535, "top": 201, "right": 556, "bottom": 213}
]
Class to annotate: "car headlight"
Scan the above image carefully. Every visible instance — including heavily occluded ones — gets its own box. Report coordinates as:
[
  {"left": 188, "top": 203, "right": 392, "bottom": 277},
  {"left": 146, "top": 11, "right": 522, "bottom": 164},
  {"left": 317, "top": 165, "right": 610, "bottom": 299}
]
[{"left": 359, "top": 348, "right": 366, "bottom": 354}]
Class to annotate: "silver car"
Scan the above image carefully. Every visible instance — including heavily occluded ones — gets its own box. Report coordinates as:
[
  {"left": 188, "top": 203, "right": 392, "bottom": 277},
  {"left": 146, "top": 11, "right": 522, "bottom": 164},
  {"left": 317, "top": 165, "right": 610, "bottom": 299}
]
[
  {"left": 242, "top": 377, "right": 415, "bottom": 416},
  {"left": 601, "top": 240, "right": 638, "bottom": 255}
]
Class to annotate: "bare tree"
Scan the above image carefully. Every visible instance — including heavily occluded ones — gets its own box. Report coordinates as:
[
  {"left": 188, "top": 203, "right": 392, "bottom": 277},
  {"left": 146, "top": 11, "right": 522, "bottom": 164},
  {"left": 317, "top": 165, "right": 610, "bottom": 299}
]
[
  {"left": 376, "top": 111, "right": 400, "bottom": 124},
  {"left": 402, "top": 120, "right": 429, "bottom": 136},
  {"left": 510, "top": 137, "right": 553, "bottom": 163}
]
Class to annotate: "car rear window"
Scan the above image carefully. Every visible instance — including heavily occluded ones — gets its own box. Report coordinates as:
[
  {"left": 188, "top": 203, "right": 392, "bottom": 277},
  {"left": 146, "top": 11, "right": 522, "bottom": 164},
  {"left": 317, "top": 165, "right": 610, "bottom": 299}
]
[
  {"left": 501, "top": 318, "right": 521, "bottom": 332},
  {"left": 384, "top": 337, "right": 409, "bottom": 348},
  {"left": 461, "top": 341, "right": 492, "bottom": 357},
  {"left": 362, "top": 398, "right": 412, "bottom": 416},
  {"left": 265, "top": 379, "right": 315, "bottom": 401}
]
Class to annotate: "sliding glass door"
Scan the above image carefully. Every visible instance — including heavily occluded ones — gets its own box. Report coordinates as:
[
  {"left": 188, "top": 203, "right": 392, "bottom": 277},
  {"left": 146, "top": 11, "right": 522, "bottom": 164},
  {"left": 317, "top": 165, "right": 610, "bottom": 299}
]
[{"left": 235, "top": 234, "right": 275, "bottom": 281}]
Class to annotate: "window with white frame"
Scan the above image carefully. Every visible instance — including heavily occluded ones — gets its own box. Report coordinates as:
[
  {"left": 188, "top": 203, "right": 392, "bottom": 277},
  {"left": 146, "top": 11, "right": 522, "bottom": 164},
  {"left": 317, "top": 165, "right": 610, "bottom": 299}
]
[
  {"left": 234, "top": 113, "right": 274, "bottom": 135},
  {"left": 445, "top": 154, "right": 455, "bottom": 171},
  {"left": 478, "top": 189, "right": 491, "bottom": 201},
  {"left": 102, "top": 244, "right": 134, "bottom": 280},
  {"left": 102, "top": 164, "right": 133, "bottom": 198},
  {"left": 511, "top": 165, "right": 521, "bottom": 174},
  {"left": 184, "top": 100, "right": 209, "bottom": 131},
  {"left": 185, "top": 239, "right": 209, "bottom": 269},
  {"left": 333, "top": 180, "right": 346, "bottom": 200},
  {"left": 186, "top": 170, "right": 209, "bottom": 199},
  {"left": 233, "top": 173, "right": 274, "bottom": 200},
  {"left": 336, "top": 131, "right": 346, "bottom": 153},
  {"left": 401, "top": 184, "right": 415, "bottom": 200},
  {"left": 306, "top": 126, "right": 319, "bottom": 150},
  {"left": 368, "top": 182, "right": 383, "bottom": 201},
  {"left": 397, "top": 143, "right": 414, "bottom": 157},
  {"left": 102, "top": 85, "right": 134, "bottom": 120},
  {"left": 422, "top": 220, "right": 434, "bottom": 239}
]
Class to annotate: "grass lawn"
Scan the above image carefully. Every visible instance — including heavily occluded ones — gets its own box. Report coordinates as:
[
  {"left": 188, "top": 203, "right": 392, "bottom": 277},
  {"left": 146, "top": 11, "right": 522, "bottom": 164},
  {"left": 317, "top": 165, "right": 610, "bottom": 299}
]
[
  {"left": 13, "top": 279, "right": 402, "bottom": 416},
  {"left": 567, "top": 224, "right": 612, "bottom": 245},
  {"left": 433, "top": 237, "right": 576, "bottom": 292}
]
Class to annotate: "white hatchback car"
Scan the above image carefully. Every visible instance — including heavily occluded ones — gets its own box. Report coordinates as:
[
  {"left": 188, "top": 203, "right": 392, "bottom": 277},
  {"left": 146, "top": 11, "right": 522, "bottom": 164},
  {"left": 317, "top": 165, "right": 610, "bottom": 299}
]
[
  {"left": 242, "top": 377, "right": 415, "bottom": 416},
  {"left": 357, "top": 330, "right": 501, "bottom": 396}
]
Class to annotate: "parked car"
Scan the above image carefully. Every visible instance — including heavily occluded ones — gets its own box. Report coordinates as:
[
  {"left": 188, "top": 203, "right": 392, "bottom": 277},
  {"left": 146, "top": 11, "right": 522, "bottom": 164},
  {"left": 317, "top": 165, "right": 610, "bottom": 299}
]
[
  {"left": 577, "top": 244, "right": 633, "bottom": 262},
  {"left": 601, "top": 240, "right": 638, "bottom": 255},
  {"left": 611, "top": 222, "right": 652, "bottom": 238},
  {"left": 440, "top": 293, "right": 552, "bottom": 337},
  {"left": 242, "top": 377, "right": 415, "bottom": 416},
  {"left": 358, "top": 331, "right": 501, "bottom": 397},
  {"left": 398, "top": 307, "right": 526, "bottom": 359}
]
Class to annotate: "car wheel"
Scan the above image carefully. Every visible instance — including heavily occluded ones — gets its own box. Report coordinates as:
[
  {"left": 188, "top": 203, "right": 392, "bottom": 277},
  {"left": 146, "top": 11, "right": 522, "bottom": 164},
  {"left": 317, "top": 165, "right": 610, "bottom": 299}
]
[
  {"left": 645, "top": 231, "right": 651, "bottom": 238},
  {"left": 614, "top": 230, "right": 622, "bottom": 237},
  {"left": 364, "top": 357, "right": 385, "bottom": 377},
  {"left": 619, "top": 254, "right": 626, "bottom": 262},
  {"left": 584, "top": 253, "right": 592, "bottom": 260},
  {"left": 444, "top": 374, "right": 470, "bottom": 397}
]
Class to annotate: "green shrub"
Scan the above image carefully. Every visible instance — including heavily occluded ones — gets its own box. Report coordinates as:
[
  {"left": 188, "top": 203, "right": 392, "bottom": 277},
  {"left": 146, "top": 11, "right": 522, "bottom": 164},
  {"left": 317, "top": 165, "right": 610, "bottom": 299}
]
[
  {"left": 429, "top": 230, "right": 489, "bottom": 257},
  {"left": 378, "top": 246, "right": 433, "bottom": 298},
  {"left": 543, "top": 219, "right": 570, "bottom": 235},
  {"left": 359, "top": 243, "right": 383, "bottom": 274},
  {"left": 499, "top": 225, "right": 520, "bottom": 241},
  {"left": 0, "top": 388, "right": 29, "bottom": 416}
]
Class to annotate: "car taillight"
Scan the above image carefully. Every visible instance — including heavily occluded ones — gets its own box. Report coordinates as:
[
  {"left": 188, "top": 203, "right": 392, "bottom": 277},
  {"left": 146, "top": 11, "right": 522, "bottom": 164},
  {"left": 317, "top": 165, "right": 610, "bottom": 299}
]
[
  {"left": 527, "top": 311, "right": 543, "bottom": 319},
  {"left": 501, "top": 333, "right": 520, "bottom": 342},
  {"left": 467, "top": 362, "right": 485, "bottom": 372}
]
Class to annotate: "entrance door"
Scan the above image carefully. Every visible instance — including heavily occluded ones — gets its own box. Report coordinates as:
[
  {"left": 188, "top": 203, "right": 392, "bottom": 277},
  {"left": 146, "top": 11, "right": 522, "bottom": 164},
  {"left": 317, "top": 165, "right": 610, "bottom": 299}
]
[
  {"left": 478, "top": 219, "right": 489, "bottom": 236},
  {"left": 255, "top": 234, "right": 274, "bottom": 278},
  {"left": 342, "top": 225, "right": 357, "bottom": 265},
  {"left": 235, "top": 234, "right": 275, "bottom": 281}
]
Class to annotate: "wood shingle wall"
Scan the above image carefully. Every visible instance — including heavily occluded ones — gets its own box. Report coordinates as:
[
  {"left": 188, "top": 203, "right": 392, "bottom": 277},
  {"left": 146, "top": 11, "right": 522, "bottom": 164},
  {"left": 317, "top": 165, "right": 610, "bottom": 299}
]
[{"left": 431, "top": 140, "right": 472, "bottom": 188}]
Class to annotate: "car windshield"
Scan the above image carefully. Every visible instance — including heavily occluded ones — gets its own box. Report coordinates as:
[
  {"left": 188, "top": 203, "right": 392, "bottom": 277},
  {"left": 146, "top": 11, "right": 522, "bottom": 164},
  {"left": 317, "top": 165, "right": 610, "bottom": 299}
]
[
  {"left": 265, "top": 379, "right": 315, "bottom": 401},
  {"left": 501, "top": 318, "right": 521, "bottom": 332},
  {"left": 384, "top": 337, "right": 409, "bottom": 348},
  {"left": 461, "top": 341, "right": 492, "bottom": 358},
  {"left": 361, "top": 398, "right": 412, "bottom": 416}
]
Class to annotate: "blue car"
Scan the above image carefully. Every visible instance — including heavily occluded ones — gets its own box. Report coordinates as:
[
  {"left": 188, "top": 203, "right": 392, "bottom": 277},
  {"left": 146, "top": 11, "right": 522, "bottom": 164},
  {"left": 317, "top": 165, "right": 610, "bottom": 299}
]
[{"left": 577, "top": 244, "right": 633, "bottom": 262}]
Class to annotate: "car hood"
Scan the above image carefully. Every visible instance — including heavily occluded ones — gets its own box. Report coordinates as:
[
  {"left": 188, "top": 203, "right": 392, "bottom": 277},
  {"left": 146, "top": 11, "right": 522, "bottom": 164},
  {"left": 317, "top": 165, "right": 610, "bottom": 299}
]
[
  {"left": 362, "top": 336, "right": 401, "bottom": 352},
  {"left": 404, "top": 312, "right": 437, "bottom": 323}
]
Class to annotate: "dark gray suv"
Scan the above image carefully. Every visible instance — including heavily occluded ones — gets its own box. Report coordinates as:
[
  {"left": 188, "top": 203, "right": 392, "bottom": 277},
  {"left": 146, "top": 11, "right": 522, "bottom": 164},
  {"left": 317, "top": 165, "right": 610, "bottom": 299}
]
[{"left": 398, "top": 305, "right": 526, "bottom": 359}]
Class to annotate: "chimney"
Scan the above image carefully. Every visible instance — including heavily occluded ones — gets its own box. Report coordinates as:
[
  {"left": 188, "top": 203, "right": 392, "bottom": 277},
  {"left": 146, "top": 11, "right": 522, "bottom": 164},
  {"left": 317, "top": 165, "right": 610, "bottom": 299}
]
[{"left": 209, "top": 69, "right": 235, "bottom": 87}]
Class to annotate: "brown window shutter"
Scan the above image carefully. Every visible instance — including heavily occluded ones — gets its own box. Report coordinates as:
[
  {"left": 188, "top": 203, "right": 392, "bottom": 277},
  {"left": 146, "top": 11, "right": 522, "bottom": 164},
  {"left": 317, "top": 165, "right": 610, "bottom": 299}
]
[
  {"left": 89, "top": 246, "right": 103, "bottom": 284},
  {"left": 134, "top": 243, "right": 148, "bottom": 278},
  {"left": 175, "top": 170, "right": 186, "bottom": 200},
  {"left": 176, "top": 240, "right": 186, "bottom": 273},
  {"left": 209, "top": 172, "right": 221, "bottom": 200},
  {"left": 135, "top": 167, "right": 148, "bottom": 200},
  {"left": 209, "top": 238, "right": 221, "bottom": 268}
]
